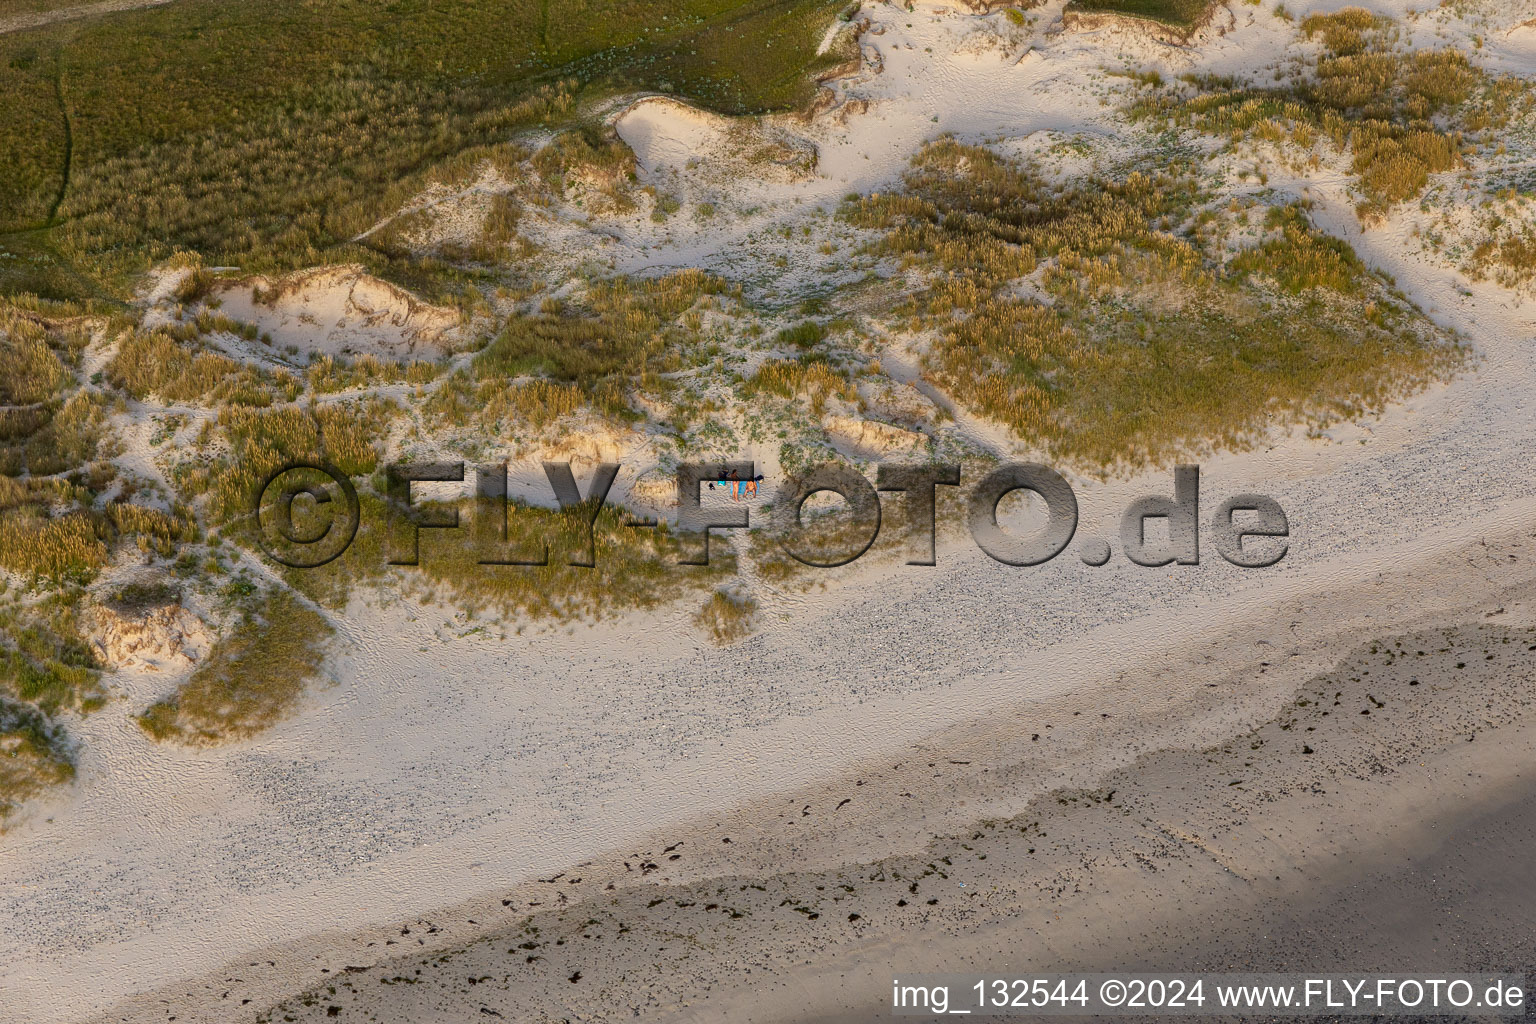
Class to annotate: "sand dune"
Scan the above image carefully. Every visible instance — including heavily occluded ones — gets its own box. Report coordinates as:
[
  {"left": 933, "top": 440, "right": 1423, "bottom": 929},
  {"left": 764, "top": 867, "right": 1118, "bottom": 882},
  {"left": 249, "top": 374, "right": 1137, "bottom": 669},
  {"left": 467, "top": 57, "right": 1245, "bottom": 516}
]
[{"left": 5, "top": 2, "right": 1536, "bottom": 1022}]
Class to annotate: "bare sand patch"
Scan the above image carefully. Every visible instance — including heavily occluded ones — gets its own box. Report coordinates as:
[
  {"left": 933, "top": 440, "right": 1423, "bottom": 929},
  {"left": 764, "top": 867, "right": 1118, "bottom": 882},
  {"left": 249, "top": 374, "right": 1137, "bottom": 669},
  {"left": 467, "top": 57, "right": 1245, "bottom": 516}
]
[
  {"left": 89, "top": 600, "right": 211, "bottom": 674},
  {"left": 823, "top": 414, "right": 928, "bottom": 459},
  {"left": 212, "top": 265, "right": 464, "bottom": 359},
  {"left": 615, "top": 96, "right": 819, "bottom": 187}
]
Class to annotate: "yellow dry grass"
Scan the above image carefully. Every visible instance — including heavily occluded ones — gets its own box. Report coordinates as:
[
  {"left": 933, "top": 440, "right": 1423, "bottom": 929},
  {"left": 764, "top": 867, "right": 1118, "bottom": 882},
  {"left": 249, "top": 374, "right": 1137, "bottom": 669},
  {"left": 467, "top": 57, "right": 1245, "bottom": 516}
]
[
  {"left": 695, "top": 588, "right": 757, "bottom": 645},
  {"left": 843, "top": 140, "right": 1461, "bottom": 469}
]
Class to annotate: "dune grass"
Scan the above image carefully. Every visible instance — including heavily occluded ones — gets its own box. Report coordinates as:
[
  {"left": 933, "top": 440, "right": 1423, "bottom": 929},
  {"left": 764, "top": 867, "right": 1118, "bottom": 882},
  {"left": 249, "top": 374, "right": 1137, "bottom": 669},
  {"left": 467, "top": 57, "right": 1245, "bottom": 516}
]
[
  {"left": 177, "top": 400, "right": 393, "bottom": 530},
  {"left": 426, "top": 375, "right": 594, "bottom": 433},
  {"left": 137, "top": 587, "right": 332, "bottom": 745},
  {"left": 0, "top": 0, "right": 850, "bottom": 302},
  {"left": 0, "top": 312, "right": 72, "bottom": 404},
  {"left": 1066, "top": 0, "right": 1213, "bottom": 29},
  {"left": 0, "top": 694, "right": 74, "bottom": 824},
  {"left": 0, "top": 594, "right": 103, "bottom": 716},
  {"left": 278, "top": 484, "right": 737, "bottom": 623},
  {"left": 742, "top": 356, "right": 855, "bottom": 417},
  {"left": 0, "top": 306, "right": 198, "bottom": 584},
  {"left": 106, "top": 329, "right": 302, "bottom": 407},
  {"left": 306, "top": 353, "right": 440, "bottom": 396},
  {"left": 0, "top": 506, "right": 106, "bottom": 578},
  {"left": 1469, "top": 218, "right": 1536, "bottom": 292},
  {"left": 0, "top": 304, "right": 123, "bottom": 579},
  {"left": 695, "top": 588, "right": 757, "bottom": 645},
  {"left": 0, "top": 591, "right": 103, "bottom": 823},
  {"left": 1131, "top": 9, "right": 1530, "bottom": 223},
  {"left": 842, "top": 139, "right": 1461, "bottom": 469},
  {"left": 456, "top": 269, "right": 735, "bottom": 423},
  {"left": 411, "top": 499, "right": 738, "bottom": 623}
]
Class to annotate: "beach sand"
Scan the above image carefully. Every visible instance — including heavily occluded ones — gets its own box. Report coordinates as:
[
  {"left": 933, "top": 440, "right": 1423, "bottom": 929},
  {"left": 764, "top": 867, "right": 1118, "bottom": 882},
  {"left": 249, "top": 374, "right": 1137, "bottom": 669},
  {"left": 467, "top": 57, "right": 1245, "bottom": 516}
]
[{"left": 92, "top": 521, "right": 1536, "bottom": 1023}]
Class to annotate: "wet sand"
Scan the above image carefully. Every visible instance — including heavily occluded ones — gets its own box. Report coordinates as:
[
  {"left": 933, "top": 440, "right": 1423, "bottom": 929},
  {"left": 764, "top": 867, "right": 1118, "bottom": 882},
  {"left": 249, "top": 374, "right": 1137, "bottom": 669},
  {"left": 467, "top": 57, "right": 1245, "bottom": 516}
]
[
  {"left": 781, "top": 693, "right": 1536, "bottom": 1024},
  {"left": 784, "top": 766, "right": 1536, "bottom": 1024}
]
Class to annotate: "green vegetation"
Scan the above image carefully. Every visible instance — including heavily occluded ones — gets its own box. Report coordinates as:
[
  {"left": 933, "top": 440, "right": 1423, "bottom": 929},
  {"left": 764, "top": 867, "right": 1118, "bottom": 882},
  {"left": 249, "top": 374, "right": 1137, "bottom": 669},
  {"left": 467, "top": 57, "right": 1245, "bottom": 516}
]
[
  {"left": 775, "top": 320, "right": 829, "bottom": 349},
  {"left": 1132, "top": 9, "right": 1531, "bottom": 222},
  {"left": 531, "top": 125, "right": 640, "bottom": 215},
  {"left": 0, "top": 694, "right": 74, "bottom": 822},
  {"left": 0, "top": 388, "right": 107, "bottom": 479},
  {"left": 843, "top": 139, "right": 1460, "bottom": 468},
  {"left": 449, "top": 269, "right": 735, "bottom": 424},
  {"left": 0, "top": 591, "right": 103, "bottom": 824},
  {"left": 0, "top": 0, "right": 850, "bottom": 301},
  {"left": 0, "top": 500, "right": 106, "bottom": 578},
  {"left": 0, "top": 309, "right": 73, "bottom": 404},
  {"left": 307, "top": 353, "right": 440, "bottom": 395},
  {"left": 106, "top": 329, "right": 302, "bottom": 407},
  {"left": 0, "top": 471, "right": 199, "bottom": 579},
  {"left": 177, "top": 399, "right": 394, "bottom": 529},
  {"left": 277, "top": 484, "right": 737, "bottom": 623},
  {"left": 412, "top": 500, "right": 737, "bottom": 623},
  {"left": 107, "top": 579, "right": 180, "bottom": 610},
  {"left": 0, "top": 0, "right": 854, "bottom": 821},
  {"left": 0, "top": 593, "right": 102, "bottom": 717},
  {"left": 429, "top": 375, "right": 596, "bottom": 433},
  {"left": 1066, "top": 0, "right": 1213, "bottom": 29},
  {"left": 1, "top": 303, "right": 203, "bottom": 581},
  {"left": 137, "top": 587, "right": 332, "bottom": 744},
  {"left": 1469, "top": 217, "right": 1536, "bottom": 291},
  {"left": 743, "top": 356, "right": 854, "bottom": 416}
]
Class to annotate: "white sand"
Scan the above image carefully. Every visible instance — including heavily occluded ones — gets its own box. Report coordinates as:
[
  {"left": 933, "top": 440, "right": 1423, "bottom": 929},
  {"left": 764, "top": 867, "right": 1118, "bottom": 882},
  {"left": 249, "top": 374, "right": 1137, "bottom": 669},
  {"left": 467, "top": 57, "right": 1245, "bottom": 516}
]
[{"left": 211, "top": 265, "right": 464, "bottom": 359}]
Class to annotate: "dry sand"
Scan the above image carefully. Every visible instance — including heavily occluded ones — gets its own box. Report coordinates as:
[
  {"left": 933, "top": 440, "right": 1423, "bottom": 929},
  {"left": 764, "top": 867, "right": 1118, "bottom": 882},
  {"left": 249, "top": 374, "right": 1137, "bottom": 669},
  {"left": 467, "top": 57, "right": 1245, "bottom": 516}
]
[{"left": 55, "top": 518, "right": 1536, "bottom": 1023}]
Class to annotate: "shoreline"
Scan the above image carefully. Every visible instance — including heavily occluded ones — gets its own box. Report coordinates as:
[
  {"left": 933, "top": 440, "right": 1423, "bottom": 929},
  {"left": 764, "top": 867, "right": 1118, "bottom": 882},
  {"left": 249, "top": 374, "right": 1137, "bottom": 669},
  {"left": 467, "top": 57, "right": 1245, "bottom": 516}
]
[
  {"left": 783, "top": 730, "right": 1536, "bottom": 1024},
  {"left": 278, "top": 533, "right": 1536, "bottom": 1023}
]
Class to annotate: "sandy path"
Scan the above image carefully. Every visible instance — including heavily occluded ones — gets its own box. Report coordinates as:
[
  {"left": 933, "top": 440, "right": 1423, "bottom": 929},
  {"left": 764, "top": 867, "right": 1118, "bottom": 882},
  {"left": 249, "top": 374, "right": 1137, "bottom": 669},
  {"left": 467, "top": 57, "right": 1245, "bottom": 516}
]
[
  {"left": 0, "top": 0, "right": 180, "bottom": 35},
  {"left": 4, "top": 2, "right": 1536, "bottom": 1022}
]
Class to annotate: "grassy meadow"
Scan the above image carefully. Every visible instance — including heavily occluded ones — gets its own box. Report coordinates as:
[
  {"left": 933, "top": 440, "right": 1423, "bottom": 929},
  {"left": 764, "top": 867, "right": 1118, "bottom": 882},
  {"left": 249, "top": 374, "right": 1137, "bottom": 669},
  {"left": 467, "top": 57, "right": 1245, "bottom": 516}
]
[{"left": 0, "top": 0, "right": 851, "bottom": 301}]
